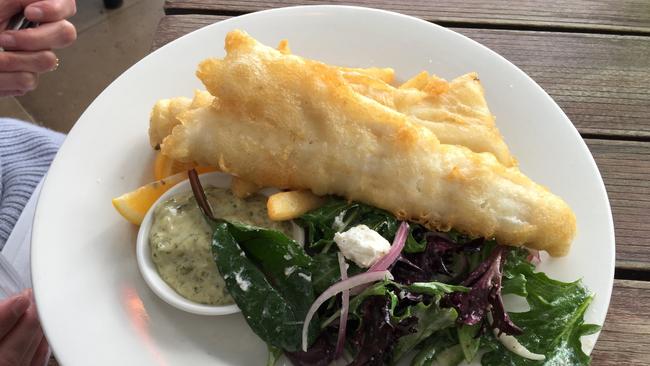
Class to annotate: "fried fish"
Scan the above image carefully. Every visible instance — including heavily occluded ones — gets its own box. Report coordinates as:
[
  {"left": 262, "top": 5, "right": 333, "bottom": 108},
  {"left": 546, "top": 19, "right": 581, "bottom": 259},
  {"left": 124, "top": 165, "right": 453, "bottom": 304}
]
[
  {"left": 343, "top": 71, "right": 516, "bottom": 166},
  {"left": 278, "top": 40, "right": 514, "bottom": 165},
  {"left": 149, "top": 90, "right": 214, "bottom": 148},
  {"left": 158, "top": 30, "right": 576, "bottom": 256}
]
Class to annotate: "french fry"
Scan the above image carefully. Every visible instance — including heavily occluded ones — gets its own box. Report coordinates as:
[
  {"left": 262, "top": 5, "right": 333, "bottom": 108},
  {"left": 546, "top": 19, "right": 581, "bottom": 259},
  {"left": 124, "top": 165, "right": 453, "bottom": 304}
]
[
  {"left": 231, "top": 176, "right": 260, "bottom": 198},
  {"left": 267, "top": 190, "right": 326, "bottom": 221}
]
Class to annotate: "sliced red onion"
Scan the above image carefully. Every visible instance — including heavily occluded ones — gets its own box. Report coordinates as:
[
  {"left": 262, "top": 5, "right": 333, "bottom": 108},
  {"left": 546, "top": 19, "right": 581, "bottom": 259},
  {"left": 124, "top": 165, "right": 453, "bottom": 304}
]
[
  {"left": 368, "top": 222, "right": 409, "bottom": 272},
  {"left": 301, "top": 270, "right": 394, "bottom": 352},
  {"left": 335, "top": 252, "right": 349, "bottom": 358},
  {"left": 526, "top": 249, "right": 541, "bottom": 265}
]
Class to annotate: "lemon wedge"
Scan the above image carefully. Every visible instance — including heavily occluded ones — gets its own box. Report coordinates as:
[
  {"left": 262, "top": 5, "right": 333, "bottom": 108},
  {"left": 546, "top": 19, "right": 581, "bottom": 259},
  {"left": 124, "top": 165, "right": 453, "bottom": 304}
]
[{"left": 112, "top": 172, "right": 187, "bottom": 225}]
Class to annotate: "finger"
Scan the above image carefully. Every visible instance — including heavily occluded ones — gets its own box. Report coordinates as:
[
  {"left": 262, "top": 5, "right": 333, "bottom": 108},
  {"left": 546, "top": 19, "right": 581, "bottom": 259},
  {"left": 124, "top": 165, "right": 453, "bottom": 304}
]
[
  {"left": 25, "top": 0, "right": 77, "bottom": 23},
  {"left": 0, "top": 71, "right": 38, "bottom": 92},
  {"left": 19, "top": 328, "right": 43, "bottom": 365},
  {"left": 0, "top": 299, "right": 43, "bottom": 365},
  {"left": 0, "top": 20, "right": 76, "bottom": 51},
  {"left": 0, "top": 50, "right": 57, "bottom": 72},
  {"left": 0, "top": 0, "right": 41, "bottom": 26},
  {"left": 0, "top": 290, "right": 30, "bottom": 340},
  {"left": 19, "top": 290, "right": 44, "bottom": 365},
  {"left": 29, "top": 337, "right": 49, "bottom": 366}
]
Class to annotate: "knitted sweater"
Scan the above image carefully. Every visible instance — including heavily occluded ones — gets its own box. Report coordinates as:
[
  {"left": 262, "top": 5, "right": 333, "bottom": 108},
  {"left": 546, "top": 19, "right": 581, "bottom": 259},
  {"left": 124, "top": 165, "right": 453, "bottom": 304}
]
[{"left": 0, "top": 119, "right": 64, "bottom": 250}]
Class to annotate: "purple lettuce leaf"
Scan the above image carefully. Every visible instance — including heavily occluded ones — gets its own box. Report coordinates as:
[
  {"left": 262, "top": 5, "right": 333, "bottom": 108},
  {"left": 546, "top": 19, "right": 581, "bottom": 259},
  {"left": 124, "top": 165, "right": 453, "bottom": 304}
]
[
  {"left": 348, "top": 296, "right": 417, "bottom": 366},
  {"left": 285, "top": 333, "right": 336, "bottom": 366},
  {"left": 445, "top": 245, "right": 522, "bottom": 336},
  {"left": 392, "top": 233, "right": 484, "bottom": 285}
]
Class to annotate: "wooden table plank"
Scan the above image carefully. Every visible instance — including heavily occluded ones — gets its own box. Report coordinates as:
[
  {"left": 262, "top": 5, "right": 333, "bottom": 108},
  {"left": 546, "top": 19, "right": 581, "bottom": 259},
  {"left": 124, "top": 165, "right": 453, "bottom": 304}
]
[
  {"left": 591, "top": 280, "right": 650, "bottom": 365},
  {"left": 153, "top": 14, "right": 650, "bottom": 271},
  {"left": 153, "top": 15, "right": 650, "bottom": 139},
  {"left": 152, "top": 15, "right": 229, "bottom": 50},
  {"left": 164, "top": 0, "right": 650, "bottom": 35},
  {"left": 455, "top": 29, "right": 650, "bottom": 139},
  {"left": 44, "top": 279, "right": 649, "bottom": 365},
  {"left": 586, "top": 139, "right": 650, "bottom": 271}
]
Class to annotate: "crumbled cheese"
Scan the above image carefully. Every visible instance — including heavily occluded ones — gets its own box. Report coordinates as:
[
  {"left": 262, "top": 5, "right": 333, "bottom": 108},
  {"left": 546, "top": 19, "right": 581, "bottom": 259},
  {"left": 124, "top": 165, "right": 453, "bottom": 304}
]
[
  {"left": 332, "top": 211, "right": 346, "bottom": 232},
  {"left": 334, "top": 225, "right": 391, "bottom": 268}
]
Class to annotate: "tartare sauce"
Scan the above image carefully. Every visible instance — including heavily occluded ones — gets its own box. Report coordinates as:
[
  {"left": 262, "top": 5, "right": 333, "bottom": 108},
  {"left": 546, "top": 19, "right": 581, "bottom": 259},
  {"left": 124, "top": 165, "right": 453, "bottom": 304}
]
[{"left": 149, "top": 186, "right": 292, "bottom": 305}]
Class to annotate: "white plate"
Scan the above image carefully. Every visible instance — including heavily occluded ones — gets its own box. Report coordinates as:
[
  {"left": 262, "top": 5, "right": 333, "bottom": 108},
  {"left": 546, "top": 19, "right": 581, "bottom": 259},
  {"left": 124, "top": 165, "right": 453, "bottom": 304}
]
[{"left": 32, "top": 5, "right": 615, "bottom": 366}]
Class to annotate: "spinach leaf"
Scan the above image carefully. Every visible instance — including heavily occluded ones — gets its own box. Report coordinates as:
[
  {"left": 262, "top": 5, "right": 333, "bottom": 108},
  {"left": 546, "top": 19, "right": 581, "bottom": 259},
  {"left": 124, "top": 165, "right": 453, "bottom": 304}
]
[
  {"left": 502, "top": 273, "right": 527, "bottom": 297},
  {"left": 411, "top": 329, "right": 458, "bottom": 366},
  {"left": 391, "top": 302, "right": 457, "bottom": 363},
  {"left": 228, "top": 222, "right": 315, "bottom": 316},
  {"left": 407, "top": 282, "right": 470, "bottom": 297},
  {"left": 348, "top": 281, "right": 394, "bottom": 318},
  {"left": 189, "top": 171, "right": 319, "bottom": 352},
  {"left": 310, "top": 252, "right": 363, "bottom": 295},
  {"left": 501, "top": 249, "right": 528, "bottom": 297},
  {"left": 404, "top": 230, "right": 427, "bottom": 253},
  {"left": 310, "top": 253, "right": 341, "bottom": 295},
  {"left": 387, "top": 281, "right": 465, "bottom": 363},
  {"left": 457, "top": 324, "right": 481, "bottom": 362},
  {"left": 297, "top": 197, "right": 400, "bottom": 252},
  {"left": 298, "top": 199, "right": 349, "bottom": 251},
  {"left": 210, "top": 222, "right": 318, "bottom": 352},
  {"left": 435, "top": 345, "right": 465, "bottom": 366},
  {"left": 481, "top": 249, "right": 601, "bottom": 365}
]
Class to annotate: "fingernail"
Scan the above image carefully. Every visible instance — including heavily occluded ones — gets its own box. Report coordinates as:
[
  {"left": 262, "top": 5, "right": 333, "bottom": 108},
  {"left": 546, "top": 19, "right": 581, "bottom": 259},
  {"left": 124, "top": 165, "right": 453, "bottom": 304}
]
[
  {"left": 26, "top": 6, "right": 44, "bottom": 21},
  {"left": 11, "top": 295, "right": 30, "bottom": 316},
  {"left": 0, "top": 34, "right": 15, "bottom": 48}
]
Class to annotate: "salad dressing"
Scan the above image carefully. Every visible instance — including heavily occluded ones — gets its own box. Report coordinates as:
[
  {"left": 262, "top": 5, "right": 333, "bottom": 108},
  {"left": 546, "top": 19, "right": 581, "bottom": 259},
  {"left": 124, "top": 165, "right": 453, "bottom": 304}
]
[{"left": 149, "top": 186, "right": 291, "bottom": 305}]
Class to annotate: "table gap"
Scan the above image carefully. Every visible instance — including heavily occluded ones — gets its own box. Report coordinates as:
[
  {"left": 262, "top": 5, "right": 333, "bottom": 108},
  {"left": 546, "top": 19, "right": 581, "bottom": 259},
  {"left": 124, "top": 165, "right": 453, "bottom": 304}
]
[{"left": 615, "top": 268, "right": 650, "bottom": 281}]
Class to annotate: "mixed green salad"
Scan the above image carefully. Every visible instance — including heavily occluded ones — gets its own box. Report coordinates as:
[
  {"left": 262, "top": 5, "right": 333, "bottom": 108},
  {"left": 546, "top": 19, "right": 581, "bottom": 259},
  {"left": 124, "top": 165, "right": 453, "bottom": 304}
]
[{"left": 189, "top": 171, "right": 599, "bottom": 366}]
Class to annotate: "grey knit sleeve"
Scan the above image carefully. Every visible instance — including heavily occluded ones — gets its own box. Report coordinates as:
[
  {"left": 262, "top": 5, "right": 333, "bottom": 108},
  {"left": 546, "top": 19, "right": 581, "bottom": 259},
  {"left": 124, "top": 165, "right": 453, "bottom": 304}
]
[{"left": 0, "top": 119, "right": 64, "bottom": 249}]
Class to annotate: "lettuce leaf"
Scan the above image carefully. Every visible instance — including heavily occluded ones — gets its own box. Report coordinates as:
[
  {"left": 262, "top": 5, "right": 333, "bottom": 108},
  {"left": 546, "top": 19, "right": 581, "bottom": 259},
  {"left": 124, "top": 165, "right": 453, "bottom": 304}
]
[{"left": 481, "top": 250, "right": 601, "bottom": 365}]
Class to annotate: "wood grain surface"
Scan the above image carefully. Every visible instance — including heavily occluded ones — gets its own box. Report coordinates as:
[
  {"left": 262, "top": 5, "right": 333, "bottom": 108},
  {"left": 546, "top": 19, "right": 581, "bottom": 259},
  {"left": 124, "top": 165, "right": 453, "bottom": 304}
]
[
  {"left": 152, "top": 14, "right": 650, "bottom": 271},
  {"left": 153, "top": 14, "right": 650, "bottom": 139},
  {"left": 164, "top": 0, "right": 650, "bottom": 34},
  {"left": 591, "top": 280, "right": 650, "bottom": 365},
  {"left": 587, "top": 139, "right": 650, "bottom": 271}
]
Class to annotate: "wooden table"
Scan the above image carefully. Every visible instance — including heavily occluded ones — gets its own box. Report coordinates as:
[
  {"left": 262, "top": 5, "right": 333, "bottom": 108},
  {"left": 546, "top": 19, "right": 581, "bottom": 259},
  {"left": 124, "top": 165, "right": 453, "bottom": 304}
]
[{"left": 53, "top": 1, "right": 650, "bottom": 365}]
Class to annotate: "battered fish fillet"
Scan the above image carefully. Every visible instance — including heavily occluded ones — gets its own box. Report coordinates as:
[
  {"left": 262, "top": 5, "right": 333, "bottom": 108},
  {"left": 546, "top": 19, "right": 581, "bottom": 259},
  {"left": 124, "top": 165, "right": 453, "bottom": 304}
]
[
  {"left": 159, "top": 30, "right": 576, "bottom": 256},
  {"left": 343, "top": 71, "right": 516, "bottom": 166},
  {"left": 277, "top": 39, "right": 395, "bottom": 84},
  {"left": 278, "top": 40, "right": 513, "bottom": 165},
  {"left": 149, "top": 90, "right": 214, "bottom": 148}
]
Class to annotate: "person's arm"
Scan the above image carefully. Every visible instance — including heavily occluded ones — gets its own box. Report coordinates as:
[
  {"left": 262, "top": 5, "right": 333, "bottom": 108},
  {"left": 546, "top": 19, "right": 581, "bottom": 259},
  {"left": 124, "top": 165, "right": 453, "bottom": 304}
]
[{"left": 0, "top": 0, "right": 76, "bottom": 97}]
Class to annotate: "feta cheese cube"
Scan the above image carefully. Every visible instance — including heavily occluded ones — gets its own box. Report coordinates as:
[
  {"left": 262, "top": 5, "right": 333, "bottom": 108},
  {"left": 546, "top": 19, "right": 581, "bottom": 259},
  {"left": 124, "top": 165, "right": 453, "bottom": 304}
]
[{"left": 334, "top": 225, "right": 391, "bottom": 268}]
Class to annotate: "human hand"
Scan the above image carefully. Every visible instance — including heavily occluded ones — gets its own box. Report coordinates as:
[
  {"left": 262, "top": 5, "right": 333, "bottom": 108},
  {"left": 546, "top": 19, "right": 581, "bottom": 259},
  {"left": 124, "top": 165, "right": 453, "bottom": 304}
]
[
  {"left": 0, "top": 0, "right": 77, "bottom": 96},
  {"left": 0, "top": 289, "right": 49, "bottom": 366}
]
